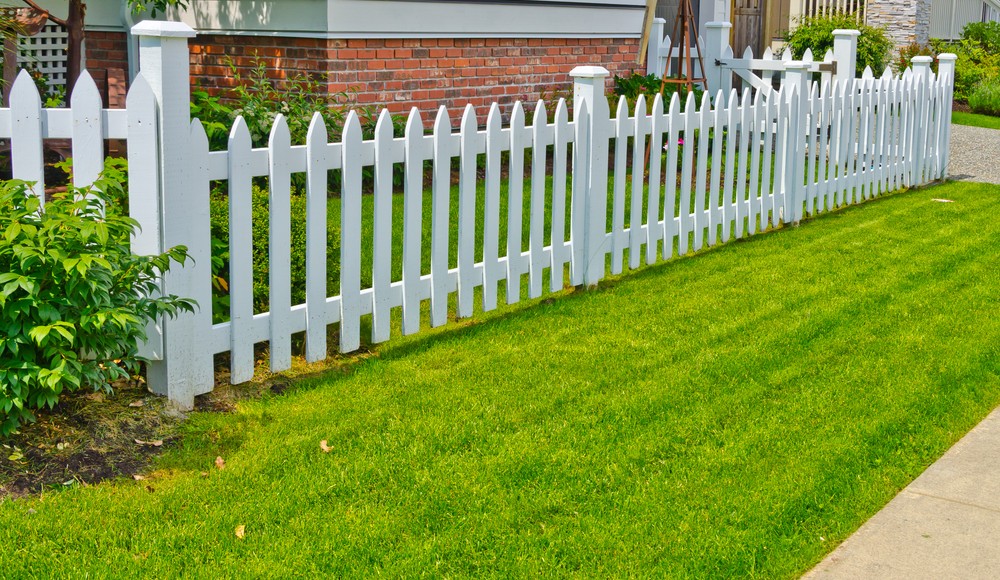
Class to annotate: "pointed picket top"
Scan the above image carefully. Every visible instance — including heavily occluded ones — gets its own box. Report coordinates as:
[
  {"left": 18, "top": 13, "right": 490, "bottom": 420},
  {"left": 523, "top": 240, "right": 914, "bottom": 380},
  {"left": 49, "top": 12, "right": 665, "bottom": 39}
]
[
  {"left": 634, "top": 92, "right": 647, "bottom": 120},
  {"left": 305, "top": 111, "right": 327, "bottom": 146},
  {"left": 615, "top": 94, "right": 629, "bottom": 120},
  {"left": 125, "top": 72, "right": 155, "bottom": 111},
  {"left": 762, "top": 46, "right": 774, "bottom": 60},
  {"left": 802, "top": 48, "right": 814, "bottom": 63},
  {"left": 742, "top": 46, "right": 754, "bottom": 60},
  {"left": 781, "top": 47, "right": 792, "bottom": 62},
  {"left": 11, "top": 69, "right": 42, "bottom": 110},
  {"left": 229, "top": 115, "right": 252, "bottom": 148},
  {"left": 902, "top": 67, "right": 913, "bottom": 81},
  {"left": 723, "top": 45, "right": 734, "bottom": 60},
  {"left": 343, "top": 109, "right": 362, "bottom": 143},
  {"left": 461, "top": 103, "right": 478, "bottom": 133},
  {"left": 715, "top": 89, "right": 726, "bottom": 111},
  {"left": 684, "top": 90, "right": 696, "bottom": 114},
  {"left": 405, "top": 106, "right": 424, "bottom": 138},
  {"left": 487, "top": 101, "right": 502, "bottom": 131},
  {"left": 668, "top": 90, "right": 681, "bottom": 116},
  {"left": 862, "top": 65, "right": 874, "bottom": 80},
  {"left": 433, "top": 104, "right": 451, "bottom": 136},
  {"left": 70, "top": 70, "right": 102, "bottom": 109},
  {"left": 269, "top": 113, "right": 291, "bottom": 149},
  {"left": 532, "top": 99, "right": 547, "bottom": 126},
  {"left": 809, "top": 80, "right": 818, "bottom": 99},
  {"left": 554, "top": 97, "right": 569, "bottom": 125},
  {"left": 740, "top": 86, "right": 752, "bottom": 107},
  {"left": 824, "top": 49, "right": 834, "bottom": 63},
  {"left": 652, "top": 91, "right": 665, "bottom": 117},
  {"left": 190, "top": 117, "right": 209, "bottom": 152},
  {"left": 880, "top": 67, "right": 893, "bottom": 81},
  {"left": 751, "top": 85, "right": 764, "bottom": 107},
  {"left": 699, "top": 90, "right": 712, "bottom": 113}
]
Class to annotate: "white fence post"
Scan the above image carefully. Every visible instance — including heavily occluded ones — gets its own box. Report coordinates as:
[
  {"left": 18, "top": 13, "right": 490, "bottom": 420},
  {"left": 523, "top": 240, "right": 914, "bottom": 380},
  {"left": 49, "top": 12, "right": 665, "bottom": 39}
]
[
  {"left": 937, "top": 53, "right": 957, "bottom": 179},
  {"left": 832, "top": 30, "right": 859, "bottom": 83},
  {"left": 132, "top": 21, "right": 214, "bottom": 410},
  {"left": 570, "top": 65, "right": 611, "bottom": 287},
  {"left": 647, "top": 18, "right": 666, "bottom": 76},
  {"left": 784, "top": 61, "right": 810, "bottom": 224},
  {"left": 703, "top": 22, "right": 732, "bottom": 98}
]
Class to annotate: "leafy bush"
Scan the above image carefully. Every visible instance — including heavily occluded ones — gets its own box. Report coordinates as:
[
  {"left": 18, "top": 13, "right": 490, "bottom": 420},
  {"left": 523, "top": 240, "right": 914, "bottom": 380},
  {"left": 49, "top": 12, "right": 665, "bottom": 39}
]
[
  {"left": 961, "top": 21, "right": 1000, "bottom": 55},
  {"left": 0, "top": 162, "right": 193, "bottom": 435},
  {"left": 932, "top": 37, "right": 1000, "bottom": 101},
  {"left": 968, "top": 78, "right": 1000, "bottom": 116},
  {"left": 784, "top": 12, "right": 892, "bottom": 76},
  {"left": 611, "top": 71, "right": 704, "bottom": 112},
  {"left": 897, "top": 42, "right": 937, "bottom": 73},
  {"left": 208, "top": 185, "right": 339, "bottom": 320}
]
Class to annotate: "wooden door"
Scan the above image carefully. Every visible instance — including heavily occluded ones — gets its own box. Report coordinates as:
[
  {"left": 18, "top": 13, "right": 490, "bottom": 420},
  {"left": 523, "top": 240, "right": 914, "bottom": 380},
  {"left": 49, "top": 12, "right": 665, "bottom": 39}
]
[{"left": 732, "top": 0, "right": 764, "bottom": 56}]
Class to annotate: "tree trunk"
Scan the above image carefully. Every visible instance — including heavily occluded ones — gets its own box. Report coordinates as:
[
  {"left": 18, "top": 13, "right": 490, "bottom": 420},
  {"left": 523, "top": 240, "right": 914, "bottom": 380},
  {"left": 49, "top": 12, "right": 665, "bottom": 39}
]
[{"left": 64, "top": 0, "right": 84, "bottom": 98}]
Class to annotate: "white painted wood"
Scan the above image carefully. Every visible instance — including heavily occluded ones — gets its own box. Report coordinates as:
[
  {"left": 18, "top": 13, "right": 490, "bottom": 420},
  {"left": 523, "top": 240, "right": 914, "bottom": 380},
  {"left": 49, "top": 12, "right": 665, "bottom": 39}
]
[
  {"left": 611, "top": 96, "right": 630, "bottom": 274},
  {"left": 529, "top": 101, "right": 551, "bottom": 298},
  {"left": 735, "top": 88, "right": 752, "bottom": 237},
  {"left": 227, "top": 117, "right": 256, "bottom": 384},
  {"left": 506, "top": 102, "right": 526, "bottom": 303},
  {"left": 403, "top": 108, "right": 426, "bottom": 333},
  {"left": 550, "top": 99, "right": 571, "bottom": 293},
  {"left": 747, "top": 90, "right": 763, "bottom": 235},
  {"left": 693, "top": 91, "right": 711, "bottom": 251},
  {"left": 10, "top": 71, "right": 45, "bottom": 197},
  {"left": 628, "top": 95, "right": 647, "bottom": 270},
  {"left": 372, "top": 109, "right": 397, "bottom": 340},
  {"left": 340, "top": 112, "right": 364, "bottom": 351},
  {"left": 816, "top": 81, "right": 831, "bottom": 212},
  {"left": 661, "top": 94, "right": 679, "bottom": 260},
  {"left": 678, "top": 92, "right": 696, "bottom": 255},
  {"left": 709, "top": 91, "right": 725, "bottom": 244},
  {"left": 570, "top": 98, "right": 589, "bottom": 287},
  {"left": 126, "top": 75, "right": 163, "bottom": 361},
  {"left": 722, "top": 89, "right": 738, "bottom": 241},
  {"left": 457, "top": 105, "right": 480, "bottom": 316},
  {"left": 304, "top": 113, "right": 330, "bottom": 361},
  {"left": 70, "top": 71, "right": 104, "bottom": 191},
  {"left": 773, "top": 87, "right": 789, "bottom": 225},
  {"left": 804, "top": 82, "right": 819, "bottom": 216},
  {"left": 648, "top": 93, "right": 666, "bottom": 264},
  {"left": 268, "top": 115, "right": 294, "bottom": 371},
  {"left": 484, "top": 103, "right": 504, "bottom": 308},
  {"left": 431, "top": 106, "right": 454, "bottom": 323}
]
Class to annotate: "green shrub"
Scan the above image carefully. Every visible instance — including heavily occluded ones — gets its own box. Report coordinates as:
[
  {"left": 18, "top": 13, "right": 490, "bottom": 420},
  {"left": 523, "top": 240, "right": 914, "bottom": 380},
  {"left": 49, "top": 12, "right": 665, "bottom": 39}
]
[
  {"left": 208, "top": 185, "right": 339, "bottom": 320},
  {"left": 784, "top": 12, "right": 892, "bottom": 76},
  {"left": 961, "top": 21, "right": 1000, "bottom": 55},
  {"left": 897, "top": 42, "right": 937, "bottom": 73},
  {"left": 933, "top": 37, "right": 1000, "bottom": 101},
  {"left": 0, "top": 162, "right": 193, "bottom": 435},
  {"left": 611, "top": 71, "right": 704, "bottom": 112},
  {"left": 967, "top": 78, "right": 1000, "bottom": 116}
]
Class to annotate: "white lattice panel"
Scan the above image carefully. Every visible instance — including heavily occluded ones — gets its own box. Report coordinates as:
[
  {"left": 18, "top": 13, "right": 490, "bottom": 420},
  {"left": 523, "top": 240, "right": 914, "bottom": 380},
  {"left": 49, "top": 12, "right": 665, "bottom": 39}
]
[{"left": 18, "top": 23, "right": 68, "bottom": 89}]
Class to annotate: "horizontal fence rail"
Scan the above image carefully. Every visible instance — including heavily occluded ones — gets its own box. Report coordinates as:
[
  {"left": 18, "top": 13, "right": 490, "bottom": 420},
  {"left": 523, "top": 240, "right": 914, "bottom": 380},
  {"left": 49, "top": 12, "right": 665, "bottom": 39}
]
[{"left": 0, "top": 21, "right": 957, "bottom": 407}]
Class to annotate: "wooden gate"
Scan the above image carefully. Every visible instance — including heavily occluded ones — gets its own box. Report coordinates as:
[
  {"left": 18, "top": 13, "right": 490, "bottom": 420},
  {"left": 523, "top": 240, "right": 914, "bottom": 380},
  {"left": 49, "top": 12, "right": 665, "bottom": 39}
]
[{"left": 732, "top": 0, "right": 763, "bottom": 56}]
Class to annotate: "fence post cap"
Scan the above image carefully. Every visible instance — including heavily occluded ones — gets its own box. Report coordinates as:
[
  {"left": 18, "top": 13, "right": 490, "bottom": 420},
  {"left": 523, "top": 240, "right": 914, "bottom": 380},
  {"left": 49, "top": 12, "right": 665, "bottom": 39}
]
[
  {"left": 653, "top": 17, "right": 666, "bottom": 24},
  {"left": 569, "top": 65, "right": 610, "bottom": 79},
  {"left": 911, "top": 56, "right": 933, "bottom": 65},
  {"left": 832, "top": 29, "right": 861, "bottom": 37},
  {"left": 936, "top": 53, "right": 958, "bottom": 63},
  {"left": 705, "top": 21, "right": 732, "bottom": 30},
  {"left": 131, "top": 20, "right": 197, "bottom": 38}
]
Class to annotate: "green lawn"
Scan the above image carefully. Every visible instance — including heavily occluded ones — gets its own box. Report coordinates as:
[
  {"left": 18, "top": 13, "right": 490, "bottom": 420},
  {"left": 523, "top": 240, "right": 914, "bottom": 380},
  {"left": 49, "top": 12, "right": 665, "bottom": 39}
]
[
  {"left": 2, "top": 180, "right": 999, "bottom": 577},
  {"left": 952, "top": 110, "right": 1000, "bottom": 130}
]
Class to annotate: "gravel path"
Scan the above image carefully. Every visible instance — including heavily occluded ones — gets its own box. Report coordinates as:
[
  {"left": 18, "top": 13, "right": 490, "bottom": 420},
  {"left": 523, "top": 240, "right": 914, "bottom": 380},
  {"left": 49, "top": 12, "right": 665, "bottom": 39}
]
[{"left": 947, "top": 123, "right": 1000, "bottom": 184}]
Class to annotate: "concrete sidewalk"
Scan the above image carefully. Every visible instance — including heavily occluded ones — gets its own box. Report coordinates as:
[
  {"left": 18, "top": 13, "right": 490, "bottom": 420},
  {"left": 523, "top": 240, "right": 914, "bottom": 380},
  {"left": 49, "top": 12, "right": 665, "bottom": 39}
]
[{"left": 804, "top": 406, "right": 1000, "bottom": 579}]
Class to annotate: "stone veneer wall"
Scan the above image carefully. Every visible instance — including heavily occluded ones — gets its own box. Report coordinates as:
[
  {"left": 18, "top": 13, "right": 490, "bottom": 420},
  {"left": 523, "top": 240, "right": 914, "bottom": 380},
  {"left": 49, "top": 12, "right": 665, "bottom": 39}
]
[
  {"left": 86, "top": 31, "right": 640, "bottom": 123},
  {"left": 865, "top": 0, "right": 933, "bottom": 48}
]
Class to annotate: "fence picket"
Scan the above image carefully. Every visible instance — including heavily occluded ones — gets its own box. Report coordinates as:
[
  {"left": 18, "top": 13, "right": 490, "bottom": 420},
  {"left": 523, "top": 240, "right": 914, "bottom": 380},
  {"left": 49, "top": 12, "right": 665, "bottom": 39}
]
[
  {"left": 611, "top": 97, "right": 630, "bottom": 274},
  {"left": 759, "top": 91, "right": 777, "bottom": 229},
  {"left": 735, "top": 88, "right": 752, "bottom": 237},
  {"left": 484, "top": 103, "right": 505, "bottom": 307},
  {"left": 268, "top": 115, "right": 294, "bottom": 370},
  {"left": 227, "top": 118, "right": 256, "bottom": 383},
  {"left": 805, "top": 82, "right": 819, "bottom": 216},
  {"left": 403, "top": 108, "right": 426, "bottom": 333},
  {"left": 506, "top": 102, "right": 527, "bottom": 303},
  {"left": 373, "top": 109, "right": 398, "bottom": 340},
  {"left": 693, "top": 92, "right": 711, "bottom": 251},
  {"left": 678, "top": 92, "right": 696, "bottom": 255},
  {"left": 529, "top": 101, "right": 551, "bottom": 298},
  {"left": 10, "top": 71, "right": 45, "bottom": 195},
  {"left": 550, "top": 99, "right": 571, "bottom": 292},
  {"left": 722, "top": 89, "right": 738, "bottom": 241},
  {"left": 661, "top": 94, "right": 678, "bottom": 260},
  {"left": 709, "top": 91, "right": 725, "bottom": 244},
  {"left": 629, "top": 95, "right": 648, "bottom": 269},
  {"left": 458, "top": 105, "right": 481, "bottom": 316},
  {"left": 305, "top": 113, "right": 330, "bottom": 361},
  {"left": 571, "top": 99, "right": 590, "bottom": 285},
  {"left": 747, "top": 90, "right": 763, "bottom": 234},
  {"left": 70, "top": 71, "right": 104, "bottom": 190},
  {"left": 647, "top": 93, "right": 665, "bottom": 264},
  {"left": 340, "top": 112, "right": 364, "bottom": 351},
  {"left": 432, "top": 106, "right": 455, "bottom": 324}
]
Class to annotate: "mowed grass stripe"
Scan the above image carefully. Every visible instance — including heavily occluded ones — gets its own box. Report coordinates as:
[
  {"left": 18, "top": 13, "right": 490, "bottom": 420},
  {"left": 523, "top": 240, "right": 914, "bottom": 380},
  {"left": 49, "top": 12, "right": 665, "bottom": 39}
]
[{"left": 1, "top": 181, "right": 998, "bottom": 578}]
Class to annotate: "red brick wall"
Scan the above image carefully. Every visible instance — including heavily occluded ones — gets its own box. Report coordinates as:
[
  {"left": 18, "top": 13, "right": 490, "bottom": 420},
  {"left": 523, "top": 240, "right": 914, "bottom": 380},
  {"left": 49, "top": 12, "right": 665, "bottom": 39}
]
[
  {"left": 86, "top": 31, "right": 130, "bottom": 107},
  {"left": 91, "top": 31, "right": 641, "bottom": 122}
]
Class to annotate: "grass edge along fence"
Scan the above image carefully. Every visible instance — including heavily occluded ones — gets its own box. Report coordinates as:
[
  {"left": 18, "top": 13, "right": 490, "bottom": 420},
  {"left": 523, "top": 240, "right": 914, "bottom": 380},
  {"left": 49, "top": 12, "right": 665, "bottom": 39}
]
[{"left": 0, "top": 21, "right": 957, "bottom": 408}]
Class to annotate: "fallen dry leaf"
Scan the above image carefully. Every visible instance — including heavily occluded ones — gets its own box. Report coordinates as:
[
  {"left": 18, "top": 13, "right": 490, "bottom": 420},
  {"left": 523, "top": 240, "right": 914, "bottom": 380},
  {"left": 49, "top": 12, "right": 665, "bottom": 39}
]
[
  {"left": 129, "top": 400, "right": 145, "bottom": 408},
  {"left": 200, "top": 471, "right": 209, "bottom": 478},
  {"left": 932, "top": 199, "right": 954, "bottom": 203},
  {"left": 235, "top": 525, "right": 246, "bottom": 539},
  {"left": 320, "top": 440, "right": 333, "bottom": 453},
  {"left": 132, "top": 474, "right": 145, "bottom": 481},
  {"left": 134, "top": 439, "right": 163, "bottom": 447},
  {"left": 215, "top": 456, "right": 226, "bottom": 470}
]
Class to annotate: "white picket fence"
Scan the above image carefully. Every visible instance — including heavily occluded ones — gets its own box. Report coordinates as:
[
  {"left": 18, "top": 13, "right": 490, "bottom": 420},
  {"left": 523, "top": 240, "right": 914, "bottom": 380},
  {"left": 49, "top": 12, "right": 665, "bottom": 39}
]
[{"left": 0, "top": 22, "right": 957, "bottom": 407}]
